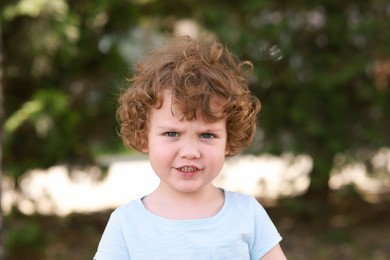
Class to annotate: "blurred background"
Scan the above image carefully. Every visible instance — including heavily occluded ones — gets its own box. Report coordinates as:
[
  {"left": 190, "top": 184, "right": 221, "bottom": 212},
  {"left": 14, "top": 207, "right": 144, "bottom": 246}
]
[{"left": 1, "top": 0, "right": 390, "bottom": 259}]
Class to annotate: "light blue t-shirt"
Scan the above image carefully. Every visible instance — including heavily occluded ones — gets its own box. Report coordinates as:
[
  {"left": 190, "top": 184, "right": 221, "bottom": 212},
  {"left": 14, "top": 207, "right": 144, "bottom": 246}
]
[{"left": 94, "top": 190, "right": 282, "bottom": 260}]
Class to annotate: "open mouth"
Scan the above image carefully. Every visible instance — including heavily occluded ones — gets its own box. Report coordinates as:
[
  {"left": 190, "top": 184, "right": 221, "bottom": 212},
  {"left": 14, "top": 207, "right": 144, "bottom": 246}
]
[
  {"left": 177, "top": 166, "right": 198, "bottom": 172},
  {"left": 176, "top": 166, "right": 200, "bottom": 178}
]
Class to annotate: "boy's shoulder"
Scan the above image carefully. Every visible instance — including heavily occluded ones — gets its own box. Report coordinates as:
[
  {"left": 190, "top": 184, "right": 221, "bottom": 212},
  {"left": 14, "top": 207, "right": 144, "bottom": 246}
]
[
  {"left": 225, "top": 190, "right": 260, "bottom": 209},
  {"left": 226, "top": 189, "right": 256, "bottom": 201},
  {"left": 110, "top": 197, "right": 144, "bottom": 219}
]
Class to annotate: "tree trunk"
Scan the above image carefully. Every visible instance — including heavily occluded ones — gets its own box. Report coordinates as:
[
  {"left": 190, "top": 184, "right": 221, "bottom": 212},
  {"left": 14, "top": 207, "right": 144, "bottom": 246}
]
[
  {"left": 304, "top": 153, "right": 333, "bottom": 202},
  {"left": 294, "top": 151, "right": 334, "bottom": 219},
  {"left": 0, "top": 18, "right": 6, "bottom": 260}
]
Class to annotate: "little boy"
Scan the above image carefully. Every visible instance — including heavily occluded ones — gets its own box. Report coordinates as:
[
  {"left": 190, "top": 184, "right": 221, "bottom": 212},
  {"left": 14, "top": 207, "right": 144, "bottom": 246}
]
[{"left": 94, "top": 35, "right": 286, "bottom": 259}]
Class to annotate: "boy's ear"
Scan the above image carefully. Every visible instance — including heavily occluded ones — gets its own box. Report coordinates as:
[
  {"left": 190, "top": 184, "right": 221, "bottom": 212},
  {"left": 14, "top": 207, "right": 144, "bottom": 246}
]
[
  {"left": 224, "top": 146, "right": 230, "bottom": 156},
  {"left": 141, "top": 141, "right": 149, "bottom": 153}
]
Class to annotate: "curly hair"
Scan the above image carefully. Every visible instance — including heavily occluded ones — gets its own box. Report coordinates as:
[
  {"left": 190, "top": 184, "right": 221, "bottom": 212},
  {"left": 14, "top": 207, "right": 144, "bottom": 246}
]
[{"left": 117, "top": 35, "right": 261, "bottom": 156}]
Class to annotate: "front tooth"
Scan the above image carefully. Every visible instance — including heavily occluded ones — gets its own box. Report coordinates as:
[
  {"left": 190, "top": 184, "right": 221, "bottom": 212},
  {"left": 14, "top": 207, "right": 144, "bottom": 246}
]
[{"left": 181, "top": 166, "right": 195, "bottom": 172}]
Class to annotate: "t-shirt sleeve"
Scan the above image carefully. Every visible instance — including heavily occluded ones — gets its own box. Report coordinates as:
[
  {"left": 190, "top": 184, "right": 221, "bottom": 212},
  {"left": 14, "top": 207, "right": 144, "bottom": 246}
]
[
  {"left": 249, "top": 197, "right": 282, "bottom": 259},
  {"left": 93, "top": 209, "right": 131, "bottom": 260}
]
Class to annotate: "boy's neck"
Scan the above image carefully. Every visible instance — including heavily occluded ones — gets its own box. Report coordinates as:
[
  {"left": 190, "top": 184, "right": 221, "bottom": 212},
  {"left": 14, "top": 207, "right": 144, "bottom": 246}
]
[{"left": 142, "top": 186, "right": 225, "bottom": 220}]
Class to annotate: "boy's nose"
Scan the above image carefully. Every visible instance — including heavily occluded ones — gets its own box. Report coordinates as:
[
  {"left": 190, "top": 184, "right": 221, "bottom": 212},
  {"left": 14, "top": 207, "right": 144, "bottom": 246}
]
[{"left": 179, "top": 140, "right": 200, "bottom": 159}]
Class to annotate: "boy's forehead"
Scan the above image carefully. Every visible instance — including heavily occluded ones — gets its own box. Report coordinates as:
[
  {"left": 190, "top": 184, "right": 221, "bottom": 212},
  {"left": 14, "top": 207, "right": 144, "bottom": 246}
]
[
  {"left": 159, "top": 89, "right": 225, "bottom": 106},
  {"left": 157, "top": 90, "right": 226, "bottom": 121}
]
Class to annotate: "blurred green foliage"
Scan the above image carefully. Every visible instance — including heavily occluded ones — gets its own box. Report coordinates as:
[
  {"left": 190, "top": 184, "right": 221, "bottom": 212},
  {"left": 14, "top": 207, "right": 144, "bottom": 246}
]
[
  {"left": 1, "top": 0, "right": 390, "bottom": 198},
  {"left": 194, "top": 0, "right": 390, "bottom": 198},
  {"left": 5, "top": 212, "right": 44, "bottom": 258}
]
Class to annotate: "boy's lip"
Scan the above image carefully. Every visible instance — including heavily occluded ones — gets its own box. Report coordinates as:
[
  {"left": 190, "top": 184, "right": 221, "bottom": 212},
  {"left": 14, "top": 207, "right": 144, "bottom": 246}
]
[{"left": 175, "top": 165, "right": 201, "bottom": 178}]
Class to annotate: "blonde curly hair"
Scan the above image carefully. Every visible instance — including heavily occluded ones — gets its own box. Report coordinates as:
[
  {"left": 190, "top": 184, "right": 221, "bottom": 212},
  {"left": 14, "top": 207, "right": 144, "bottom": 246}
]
[{"left": 117, "top": 35, "right": 261, "bottom": 156}]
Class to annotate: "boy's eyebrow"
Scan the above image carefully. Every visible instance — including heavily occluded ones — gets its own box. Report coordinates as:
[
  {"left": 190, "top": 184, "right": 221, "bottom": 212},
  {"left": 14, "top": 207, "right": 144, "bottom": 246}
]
[
  {"left": 155, "top": 125, "right": 225, "bottom": 132},
  {"left": 200, "top": 127, "right": 225, "bottom": 132},
  {"left": 155, "top": 126, "right": 180, "bottom": 131},
  {"left": 155, "top": 124, "right": 185, "bottom": 131}
]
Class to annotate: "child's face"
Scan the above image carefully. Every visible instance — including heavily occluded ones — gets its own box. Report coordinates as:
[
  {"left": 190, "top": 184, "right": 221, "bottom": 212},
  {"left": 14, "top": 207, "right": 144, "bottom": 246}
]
[{"left": 143, "top": 91, "right": 229, "bottom": 195}]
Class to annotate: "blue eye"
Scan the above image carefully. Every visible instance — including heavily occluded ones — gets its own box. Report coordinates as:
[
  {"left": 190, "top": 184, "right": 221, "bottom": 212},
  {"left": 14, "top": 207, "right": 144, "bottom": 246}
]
[
  {"left": 165, "top": 132, "right": 179, "bottom": 137},
  {"left": 201, "top": 133, "right": 215, "bottom": 139}
]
